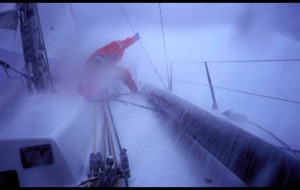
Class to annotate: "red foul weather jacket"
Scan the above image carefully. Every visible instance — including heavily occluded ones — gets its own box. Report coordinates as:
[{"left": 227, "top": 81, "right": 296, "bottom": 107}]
[
  {"left": 79, "top": 35, "right": 138, "bottom": 101},
  {"left": 86, "top": 35, "right": 138, "bottom": 66}
]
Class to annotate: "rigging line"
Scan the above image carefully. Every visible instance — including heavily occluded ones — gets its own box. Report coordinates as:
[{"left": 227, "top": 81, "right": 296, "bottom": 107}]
[
  {"left": 102, "top": 106, "right": 107, "bottom": 160},
  {"left": 62, "top": 3, "right": 72, "bottom": 32},
  {"left": 118, "top": 3, "right": 135, "bottom": 33},
  {"left": 108, "top": 101, "right": 129, "bottom": 187},
  {"left": 137, "top": 74, "right": 169, "bottom": 84},
  {"left": 93, "top": 103, "right": 97, "bottom": 153},
  {"left": 69, "top": 3, "right": 76, "bottom": 22},
  {"left": 105, "top": 120, "right": 112, "bottom": 156},
  {"left": 209, "top": 58, "right": 300, "bottom": 63},
  {"left": 106, "top": 101, "right": 122, "bottom": 152},
  {"left": 62, "top": 3, "right": 76, "bottom": 34},
  {"left": 212, "top": 85, "right": 300, "bottom": 105},
  {"left": 54, "top": 3, "right": 71, "bottom": 35},
  {"left": 61, "top": 3, "right": 72, "bottom": 30},
  {"left": 51, "top": 3, "right": 66, "bottom": 29},
  {"left": 57, "top": 3, "right": 68, "bottom": 26},
  {"left": 139, "top": 75, "right": 300, "bottom": 105},
  {"left": 142, "top": 75, "right": 300, "bottom": 105},
  {"left": 46, "top": 3, "right": 65, "bottom": 45},
  {"left": 104, "top": 105, "right": 117, "bottom": 163},
  {"left": 138, "top": 74, "right": 205, "bottom": 85},
  {"left": 158, "top": 3, "right": 169, "bottom": 89},
  {"left": 108, "top": 123, "right": 117, "bottom": 164},
  {"left": 46, "top": 3, "right": 67, "bottom": 49},
  {"left": 69, "top": 3, "right": 78, "bottom": 32},
  {"left": 111, "top": 98, "right": 162, "bottom": 113},
  {"left": 248, "top": 121, "right": 299, "bottom": 159},
  {"left": 170, "top": 61, "right": 173, "bottom": 91},
  {"left": 172, "top": 58, "right": 300, "bottom": 64},
  {"left": 41, "top": 4, "right": 56, "bottom": 51},
  {"left": 139, "top": 42, "right": 168, "bottom": 90},
  {"left": 118, "top": 3, "right": 168, "bottom": 90},
  {"left": 103, "top": 107, "right": 112, "bottom": 156}
]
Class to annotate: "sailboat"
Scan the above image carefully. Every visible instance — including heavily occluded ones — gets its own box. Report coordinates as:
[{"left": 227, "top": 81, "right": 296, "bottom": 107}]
[{"left": 0, "top": 3, "right": 300, "bottom": 187}]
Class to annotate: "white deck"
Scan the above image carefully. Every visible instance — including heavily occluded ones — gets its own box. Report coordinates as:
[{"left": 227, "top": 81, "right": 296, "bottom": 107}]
[
  {"left": 0, "top": 89, "right": 247, "bottom": 187},
  {"left": 0, "top": 93, "right": 94, "bottom": 186}
]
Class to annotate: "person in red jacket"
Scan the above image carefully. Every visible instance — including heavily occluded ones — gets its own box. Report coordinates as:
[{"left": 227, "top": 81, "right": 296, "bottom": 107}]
[{"left": 78, "top": 33, "right": 140, "bottom": 101}]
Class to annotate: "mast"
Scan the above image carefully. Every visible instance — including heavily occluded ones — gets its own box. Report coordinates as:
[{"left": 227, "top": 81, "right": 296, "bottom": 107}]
[{"left": 17, "top": 3, "right": 54, "bottom": 93}]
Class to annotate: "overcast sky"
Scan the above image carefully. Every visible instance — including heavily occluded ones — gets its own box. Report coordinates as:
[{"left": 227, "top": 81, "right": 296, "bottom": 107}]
[{"left": 1, "top": 3, "right": 300, "bottom": 61}]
